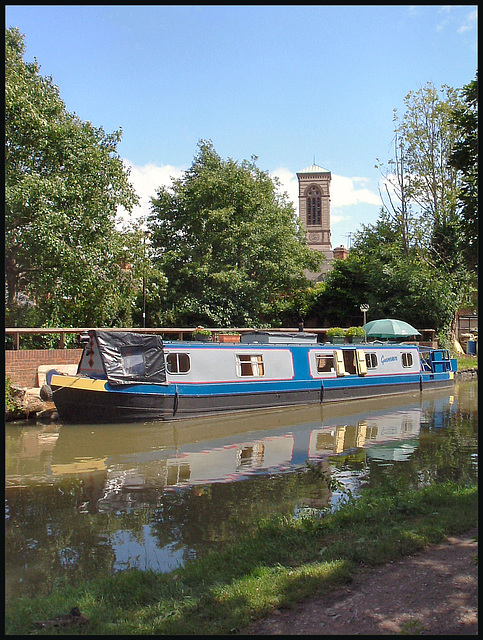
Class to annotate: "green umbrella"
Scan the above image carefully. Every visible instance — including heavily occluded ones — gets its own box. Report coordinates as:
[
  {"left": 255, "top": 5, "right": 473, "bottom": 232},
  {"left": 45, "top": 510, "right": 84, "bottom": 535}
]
[{"left": 362, "top": 318, "right": 421, "bottom": 339}]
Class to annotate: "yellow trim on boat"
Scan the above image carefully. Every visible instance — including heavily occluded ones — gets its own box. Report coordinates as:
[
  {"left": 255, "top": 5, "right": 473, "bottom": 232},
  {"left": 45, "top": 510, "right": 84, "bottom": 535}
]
[
  {"left": 52, "top": 458, "right": 107, "bottom": 475},
  {"left": 50, "top": 374, "right": 108, "bottom": 392},
  {"left": 449, "top": 372, "right": 454, "bottom": 380}
]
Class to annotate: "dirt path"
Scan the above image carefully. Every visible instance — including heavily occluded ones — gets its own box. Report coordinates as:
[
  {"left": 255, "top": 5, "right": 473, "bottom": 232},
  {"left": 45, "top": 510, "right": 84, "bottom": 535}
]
[{"left": 243, "top": 529, "right": 478, "bottom": 636}]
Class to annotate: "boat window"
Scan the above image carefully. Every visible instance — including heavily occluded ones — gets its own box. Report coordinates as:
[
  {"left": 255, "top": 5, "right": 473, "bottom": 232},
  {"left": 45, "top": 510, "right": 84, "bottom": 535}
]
[
  {"left": 420, "top": 353, "right": 432, "bottom": 371},
  {"left": 166, "top": 353, "right": 190, "bottom": 374},
  {"left": 236, "top": 354, "right": 265, "bottom": 377},
  {"left": 315, "top": 354, "right": 335, "bottom": 373},
  {"left": 365, "top": 353, "right": 378, "bottom": 369},
  {"left": 402, "top": 353, "right": 413, "bottom": 367},
  {"left": 121, "top": 346, "right": 146, "bottom": 376}
]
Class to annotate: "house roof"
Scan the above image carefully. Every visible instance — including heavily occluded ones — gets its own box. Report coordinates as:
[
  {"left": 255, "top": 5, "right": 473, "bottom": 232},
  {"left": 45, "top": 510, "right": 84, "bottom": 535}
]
[{"left": 297, "top": 163, "right": 331, "bottom": 174}]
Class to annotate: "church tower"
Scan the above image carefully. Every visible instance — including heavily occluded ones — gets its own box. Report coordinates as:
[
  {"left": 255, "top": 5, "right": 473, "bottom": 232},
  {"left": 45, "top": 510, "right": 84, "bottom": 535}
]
[{"left": 297, "top": 163, "right": 333, "bottom": 280}]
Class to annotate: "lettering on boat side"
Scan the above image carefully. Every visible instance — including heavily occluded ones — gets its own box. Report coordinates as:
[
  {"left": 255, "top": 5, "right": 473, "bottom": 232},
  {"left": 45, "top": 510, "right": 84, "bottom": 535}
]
[{"left": 381, "top": 355, "right": 398, "bottom": 364}]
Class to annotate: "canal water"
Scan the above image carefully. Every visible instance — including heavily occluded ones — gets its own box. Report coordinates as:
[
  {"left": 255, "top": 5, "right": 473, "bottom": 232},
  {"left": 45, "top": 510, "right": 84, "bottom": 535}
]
[{"left": 5, "top": 380, "right": 478, "bottom": 600}]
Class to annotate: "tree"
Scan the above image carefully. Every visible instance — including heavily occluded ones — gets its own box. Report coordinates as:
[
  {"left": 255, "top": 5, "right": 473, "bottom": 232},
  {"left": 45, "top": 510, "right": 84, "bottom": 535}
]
[
  {"left": 309, "top": 228, "right": 462, "bottom": 341},
  {"left": 370, "top": 82, "right": 475, "bottom": 346},
  {"left": 448, "top": 73, "right": 478, "bottom": 271},
  {"left": 5, "top": 27, "right": 140, "bottom": 327},
  {"left": 375, "top": 132, "right": 421, "bottom": 258},
  {"left": 393, "top": 83, "right": 463, "bottom": 269},
  {"left": 147, "top": 140, "right": 322, "bottom": 327}
]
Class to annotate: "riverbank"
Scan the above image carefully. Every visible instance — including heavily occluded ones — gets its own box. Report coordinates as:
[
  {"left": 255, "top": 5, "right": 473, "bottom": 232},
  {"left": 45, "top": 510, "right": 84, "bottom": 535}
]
[
  {"left": 244, "top": 528, "right": 477, "bottom": 635},
  {"left": 5, "top": 480, "right": 477, "bottom": 635}
]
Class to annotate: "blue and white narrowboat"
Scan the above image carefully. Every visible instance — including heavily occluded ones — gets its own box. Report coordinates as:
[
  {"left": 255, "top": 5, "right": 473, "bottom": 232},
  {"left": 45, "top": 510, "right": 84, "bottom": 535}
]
[{"left": 45, "top": 329, "right": 457, "bottom": 423}]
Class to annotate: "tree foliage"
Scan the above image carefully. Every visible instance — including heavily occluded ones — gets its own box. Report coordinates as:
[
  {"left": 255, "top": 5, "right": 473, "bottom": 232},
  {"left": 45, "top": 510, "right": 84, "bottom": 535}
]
[
  {"left": 375, "top": 133, "right": 422, "bottom": 257},
  {"left": 448, "top": 73, "right": 478, "bottom": 271},
  {"left": 308, "top": 80, "right": 476, "bottom": 342},
  {"left": 5, "top": 27, "right": 140, "bottom": 327},
  {"left": 323, "top": 234, "right": 463, "bottom": 336},
  {"left": 147, "top": 140, "right": 322, "bottom": 326}
]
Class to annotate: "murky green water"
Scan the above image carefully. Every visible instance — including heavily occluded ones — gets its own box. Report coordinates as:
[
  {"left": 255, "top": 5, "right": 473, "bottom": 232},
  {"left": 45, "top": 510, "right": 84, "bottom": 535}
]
[{"left": 5, "top": 380, "right": 478, "bottom": 600}]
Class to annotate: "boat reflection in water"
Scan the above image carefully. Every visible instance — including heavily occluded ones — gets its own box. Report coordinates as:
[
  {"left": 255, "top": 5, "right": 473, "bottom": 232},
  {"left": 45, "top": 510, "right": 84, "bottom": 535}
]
[
  {"left": 7, "top": 388, "right": 455, "bottom": 498},
  {"left": 6, "top": 385, "right": 471, "bottom": 592}
]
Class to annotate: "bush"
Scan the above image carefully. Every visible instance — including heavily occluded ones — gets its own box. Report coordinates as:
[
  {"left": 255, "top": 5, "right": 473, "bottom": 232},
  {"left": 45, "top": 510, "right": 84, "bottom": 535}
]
[
  {"left": 346, "top": 326, "right": 365, "bottom": 337},
  {"left": 5, "top": 377, "right": 17, "bottom": 413},
  {"left": 326, "top": 327, "right": 346, "bottom": 338},
  {"left": 192, "top": 326, "right": 212, "bottom": 337}
]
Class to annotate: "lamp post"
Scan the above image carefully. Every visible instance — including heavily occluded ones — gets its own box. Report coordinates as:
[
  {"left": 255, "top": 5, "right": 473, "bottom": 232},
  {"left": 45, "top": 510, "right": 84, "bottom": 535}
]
[
  {"left": 142, "top": 231, "right": 150, "bottom": 329},
  {"left": 142, "top": 275, "right": 146, "bottom": 328},
  {"left": 360, "top": 304, "right": 369, "bottom": 342}
]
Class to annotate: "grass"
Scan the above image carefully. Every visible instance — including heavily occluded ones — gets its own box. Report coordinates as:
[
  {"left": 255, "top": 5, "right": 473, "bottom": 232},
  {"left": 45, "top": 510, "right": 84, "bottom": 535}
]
[
  {"left": 456, "top": 354, "right": 478, "bottom": 370},
  {"left": 5, "top": 480, "right": 477, "bottom": 636},
  {"left": 399, "top": 619, "right": 426, "bottom": 635}
]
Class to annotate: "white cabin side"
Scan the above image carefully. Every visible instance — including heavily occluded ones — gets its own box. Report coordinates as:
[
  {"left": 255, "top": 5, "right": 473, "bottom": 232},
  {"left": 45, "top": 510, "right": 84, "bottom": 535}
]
[
  {"left": 307, "top": 345, "right": 421, "bottom": 378},
  {"left": 163, "top": 346, "right": 295, "bottom": 383},
  {"left": 361, "top": 346, "right": 421, "bottom": 375},
  {"left": 77, "top": 342, "right": 423, "bottom": 383}
]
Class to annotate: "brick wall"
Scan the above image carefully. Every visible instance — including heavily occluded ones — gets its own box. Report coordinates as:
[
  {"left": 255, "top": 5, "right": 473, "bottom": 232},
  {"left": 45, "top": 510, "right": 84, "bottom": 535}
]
[{"left": 5, "top": 349, "right": 83, "bottom": 388}]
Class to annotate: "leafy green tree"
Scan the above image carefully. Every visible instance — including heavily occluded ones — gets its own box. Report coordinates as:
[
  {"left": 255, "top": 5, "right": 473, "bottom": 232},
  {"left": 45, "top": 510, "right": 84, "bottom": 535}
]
[
  {"left": 392, "top": 83, "right": 463, "bottom": 269},
  {"left": 5, "top": 27, "right": 140, "bottom": 327},
  {"left": 311, "top": 237, "right": 462, "bottom": 340},
  {"left": 448, "top": 73, "right": 478, "bottom": 272},
  {"left": 147, "top": 140, "right": 322, "bottom": 326},
  {"left": 274, "top": 282, "right": 326, "bottom": 328},
  {"left": 334, "top": 81, "right": 476, "bottom": 347},
  {"left": 375, "top": 133, "right": 422, "bottom": 257}
]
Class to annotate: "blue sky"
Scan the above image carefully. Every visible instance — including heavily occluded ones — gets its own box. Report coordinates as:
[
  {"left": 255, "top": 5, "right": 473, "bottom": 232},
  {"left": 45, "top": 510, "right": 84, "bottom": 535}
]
[{"left": 5, "top": 5, "right": 477, "bottom": 248}]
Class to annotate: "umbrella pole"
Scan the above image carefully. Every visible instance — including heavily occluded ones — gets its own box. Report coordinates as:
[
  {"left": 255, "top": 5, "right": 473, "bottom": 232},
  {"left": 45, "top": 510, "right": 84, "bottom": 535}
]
[{"left": 360, "top": 304, "right": 369, "bottom": 343}]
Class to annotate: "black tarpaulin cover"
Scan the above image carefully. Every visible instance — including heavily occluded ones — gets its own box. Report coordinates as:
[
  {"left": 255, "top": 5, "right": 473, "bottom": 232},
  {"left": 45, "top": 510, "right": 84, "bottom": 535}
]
[{"left": 92, "top": 330, "right": 167, "bottom": 385}]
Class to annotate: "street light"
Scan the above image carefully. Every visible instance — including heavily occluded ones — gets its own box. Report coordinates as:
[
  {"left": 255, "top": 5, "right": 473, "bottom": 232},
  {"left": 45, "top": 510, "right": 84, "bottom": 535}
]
[
  {"left": 142, "top": 275, "right": 146, "bottom": 328},
  {"left": 142, "top": 231, "right": 151, "bottom": 329},
  {"left": 360, "top": 304, "right": 369, "bottom": 343}
]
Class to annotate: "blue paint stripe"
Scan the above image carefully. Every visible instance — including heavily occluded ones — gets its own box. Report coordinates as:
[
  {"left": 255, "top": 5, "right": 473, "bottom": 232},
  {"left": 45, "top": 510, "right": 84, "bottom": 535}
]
[{"left": 108, "top": 373, "right": 424, "bottom": 397}]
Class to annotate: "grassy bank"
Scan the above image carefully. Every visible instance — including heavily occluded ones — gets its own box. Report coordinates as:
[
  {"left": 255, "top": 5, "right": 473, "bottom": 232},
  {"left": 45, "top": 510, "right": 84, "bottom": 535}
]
[
  {"left": 456, "top": 354, "right": 478, "bottom": 371},
  {"left": 5, "top": 480, "right": 477, "bottom": 636}
]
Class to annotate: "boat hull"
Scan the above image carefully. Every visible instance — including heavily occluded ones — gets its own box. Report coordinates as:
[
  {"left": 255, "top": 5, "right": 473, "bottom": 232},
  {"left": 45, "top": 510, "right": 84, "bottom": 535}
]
[
  {"left": 51, "top": 383, "right": 323, "bottom": 423},
  {"left": 50, "top": 375, "right": 452, "bottom": 424}
]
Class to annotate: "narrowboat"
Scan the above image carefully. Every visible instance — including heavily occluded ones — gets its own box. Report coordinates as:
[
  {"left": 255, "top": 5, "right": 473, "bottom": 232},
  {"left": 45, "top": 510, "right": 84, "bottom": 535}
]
[{"left": 44, "top": 329, "right": 457, "bottom": 424}]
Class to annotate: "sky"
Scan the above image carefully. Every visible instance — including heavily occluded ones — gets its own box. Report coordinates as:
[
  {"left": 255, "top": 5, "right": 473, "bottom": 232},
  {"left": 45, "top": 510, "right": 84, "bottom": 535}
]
[{"left": 5, "top": 4, "right": 478, "bottom": 248}]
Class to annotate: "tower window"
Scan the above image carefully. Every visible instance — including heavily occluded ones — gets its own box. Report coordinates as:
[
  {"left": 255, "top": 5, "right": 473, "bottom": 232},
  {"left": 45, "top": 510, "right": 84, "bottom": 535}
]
[{"left": 306, "top": 187, "right": 322, "bottom": 225}]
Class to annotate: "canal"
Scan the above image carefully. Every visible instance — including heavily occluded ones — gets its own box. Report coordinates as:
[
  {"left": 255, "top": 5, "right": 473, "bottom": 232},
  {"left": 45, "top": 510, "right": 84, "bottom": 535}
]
[{"left": 5, "top": 380, "right": 478, "bottom": 600}]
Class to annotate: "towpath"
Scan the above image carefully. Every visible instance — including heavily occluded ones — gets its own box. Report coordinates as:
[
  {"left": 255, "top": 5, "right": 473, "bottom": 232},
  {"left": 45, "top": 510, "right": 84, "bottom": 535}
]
[{"left": 243, "top": 529, "right": 478, "bottom": 635}]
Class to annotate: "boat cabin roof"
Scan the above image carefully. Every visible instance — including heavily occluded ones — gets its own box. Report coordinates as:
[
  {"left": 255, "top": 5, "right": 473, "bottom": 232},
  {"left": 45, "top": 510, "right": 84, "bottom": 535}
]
[{"left": 240, "top": 331, "right": 319, "bottom": 344}]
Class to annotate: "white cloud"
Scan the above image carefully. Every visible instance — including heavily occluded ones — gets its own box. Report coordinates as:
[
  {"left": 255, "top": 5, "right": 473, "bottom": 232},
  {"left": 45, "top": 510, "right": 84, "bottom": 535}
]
[
  {"left": 117, "top": 160, "right": 184, "bottom": 227},
  {"left": 458, "top": 8, "right": 477, "bottom": 33},
  {"left": 270, "top": 167, "right": 299, "bottom": 210},
  {"left": 435, "top": 6, "right": 477, "bottom": 34},
  {"left": 331, "top": 175, "right": 381, "bottom": 208},
  {"left": 271, "top": 168, "right": 381, "bottom": 212},
  {"left": 119, "top": 162, "right": 382, "bottom": 248}
]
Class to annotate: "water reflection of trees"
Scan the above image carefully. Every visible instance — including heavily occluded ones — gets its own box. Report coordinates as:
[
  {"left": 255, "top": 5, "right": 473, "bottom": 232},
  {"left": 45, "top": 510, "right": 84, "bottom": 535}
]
[
  {"left": 363, "top": 385, "right": 477, "bottom": 491},
  {"left": 5, "top": 468, "right": 327, "bottom": 599},
  {"left": 5, "top": 479, "right": 116, "bottom": 599},
  {"left": 5, "top": 382, "right": 477, "bottom": 600}
]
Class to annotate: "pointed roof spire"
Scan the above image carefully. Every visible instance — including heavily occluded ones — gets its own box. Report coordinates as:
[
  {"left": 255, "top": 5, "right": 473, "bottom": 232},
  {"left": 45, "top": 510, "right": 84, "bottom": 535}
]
[{"left": 297, "top": 163, "right": 331, "bottom": 174}]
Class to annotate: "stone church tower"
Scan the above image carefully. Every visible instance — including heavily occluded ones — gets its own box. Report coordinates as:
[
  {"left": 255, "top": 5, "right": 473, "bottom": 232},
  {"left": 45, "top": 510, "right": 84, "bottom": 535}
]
[{"left": 297, "top": 163, "right": 333, "bottom": 280}]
